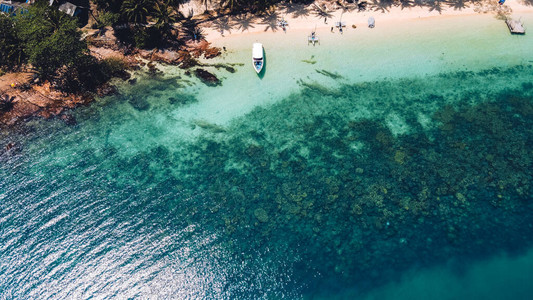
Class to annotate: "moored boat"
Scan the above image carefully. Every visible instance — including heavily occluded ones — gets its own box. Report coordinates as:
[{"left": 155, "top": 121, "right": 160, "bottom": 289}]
[
  {"left": 252, "top": 43, "right": 264, "bottom": 74},
  {"left": 308, "top": 31, "right": 319, "bottom": 45}
]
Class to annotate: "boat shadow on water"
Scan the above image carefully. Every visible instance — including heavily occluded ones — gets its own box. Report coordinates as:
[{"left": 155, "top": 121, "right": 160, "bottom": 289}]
[{"left": 258, "top": 53, "right": 266, "bottom": 79}]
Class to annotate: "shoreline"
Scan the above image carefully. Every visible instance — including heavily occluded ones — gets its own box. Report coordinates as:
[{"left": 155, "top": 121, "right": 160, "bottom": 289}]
[
  {"left": 0, "top": 35, "right": 221, "bottom": 128},
  {"left": 201, "top": 1, "right": 533, "bottom": 41},
  {"left": 2, "top": 0, "right": 532, "bottom": 129}
]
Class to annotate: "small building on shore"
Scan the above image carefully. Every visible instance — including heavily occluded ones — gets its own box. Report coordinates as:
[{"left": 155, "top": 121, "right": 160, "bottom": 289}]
[
  {"left": 48, "top": 0, "right": 89, "bottom": 25},
  {"left": 0, "top": 0, "right": 29, "bottom": 16},
  {"left": 58, "top": 1, "right": 80, "bottom": 17},
  {"left": 0, "top": 2, "right": 15, "bottom": 14}
]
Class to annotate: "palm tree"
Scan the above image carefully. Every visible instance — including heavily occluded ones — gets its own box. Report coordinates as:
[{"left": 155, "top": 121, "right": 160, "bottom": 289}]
[
  {"left": 153, "top": 1, "right": 181, "bottom": 33},
  {"left": 312, "top": 4, "right": 333, "bottom": 22},
  {"left": 121, "top": 0, "right": 154, "bottom": 25},
  {"left": 0, "top": 94, "right": 15, "bottom": 112},
  {"left": 202, "top": 0, "right": 212, "bottom": 14}
]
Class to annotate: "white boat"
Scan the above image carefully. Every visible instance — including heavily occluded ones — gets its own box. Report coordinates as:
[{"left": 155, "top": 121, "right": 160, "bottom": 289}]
[
  {"left": 368, "top": 17, "right": 375, "bottom": 28},
  {"left": 308, "top": 31, "right": 319, "bottom": 45},
  {"left": 252, "top": 43, "right": 264, "bottom": 74}
]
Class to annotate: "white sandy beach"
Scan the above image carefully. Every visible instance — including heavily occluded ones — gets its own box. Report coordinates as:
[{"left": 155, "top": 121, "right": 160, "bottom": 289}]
[
  {"left": 195, "top": 0, "right": 533, "bottom": 41},
  {"left": 102, "top": 0, "right": 533, "bottom": 152}
]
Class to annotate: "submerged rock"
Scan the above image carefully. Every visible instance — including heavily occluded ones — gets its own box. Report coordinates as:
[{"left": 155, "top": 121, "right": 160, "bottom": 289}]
[
  {"left": 168, "top": 94, "right": 197, "bottom": 106},
  {"left": 254, "top": 208, "right": 269, "bottom": 223},
  {"left": 128, "top": 95, "right": 150, "bottom": 111},
  {"left": 96, "top": 83, "right": 118, "bottom": 97},
  {"left": 178, "top": 51, "right": 198, "bottom": 69},
  {"left": 204, "top": 47, "right": 221, "bottom": 59},
  {"left": 194, "top": 69, "right": 221, "bottom": 86},
  {"left": 151, "top": 49, "right": 180, "bottom": 64},
  {"left": 194, "top": 120, "right": 226, "bottom": 133},
  {"left": 60, "top": 113, "right": 77, "bottom": 126}
]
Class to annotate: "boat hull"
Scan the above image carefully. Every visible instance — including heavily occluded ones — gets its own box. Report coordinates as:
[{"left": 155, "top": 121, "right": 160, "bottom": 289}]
[
  {"left": 253, "top": 61, "right": 263, "bottom": 73},
  {"left": 252, "top": 43, "right": 264, "bottom": 74}
]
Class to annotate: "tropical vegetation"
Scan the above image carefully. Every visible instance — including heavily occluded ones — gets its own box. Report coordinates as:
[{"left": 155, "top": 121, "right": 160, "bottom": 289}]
[
  {"left": 2, "top": 0, "right": 493, "bottom": 91},
  {"left": 0, "top": 1, "right": 122, "bottom": 92}
]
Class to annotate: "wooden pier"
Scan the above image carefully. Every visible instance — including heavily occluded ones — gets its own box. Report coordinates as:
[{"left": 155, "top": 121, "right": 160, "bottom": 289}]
[{"left": 506, "top": 19, "right": 525, "bottom": 34}]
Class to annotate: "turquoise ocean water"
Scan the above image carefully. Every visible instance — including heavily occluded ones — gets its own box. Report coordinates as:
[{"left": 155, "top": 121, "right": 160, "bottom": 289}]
[{"left": 1, "top": 14, "right": 533, "bottom": 298}]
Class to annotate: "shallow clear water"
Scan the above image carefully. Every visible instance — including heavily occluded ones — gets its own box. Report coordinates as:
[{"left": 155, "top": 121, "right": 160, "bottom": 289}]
[{"left": 1, "top": 14, "right": 533, "bottom": 298}]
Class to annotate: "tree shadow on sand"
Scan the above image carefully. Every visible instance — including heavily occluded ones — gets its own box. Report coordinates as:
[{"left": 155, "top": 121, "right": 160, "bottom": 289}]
[
  {"left": 450, "top": 0, "right": 469, "bottom": 10},
  {"left": 211, "top": 16, "right": 234, "bottom": 35},
  {"left": 412, "top": 0, "right": 425, "bottom": 8},
  {"left": 370, "top": 0, "right": 395, "bottom": 13},
  {"left": 284, "top": 3, "right": 311, "bottom": 19},
  {"left": 427, "top": 0, "right": 444, "bottom": 13},
  {"left": 260, "top": 11, "right": 281, "bottom": 32},
  {"left": 232, "top": 13, "right": 257, "bottom": 32},
  {"left": 398, "top": 0, "right": 415, "bottom": 9},
  {"left": 364, "top": 0, "right": 485, "bottom": 12},
  {"left": 494, "top": 6, "right": 512, "bottom": 20},
  {"left": 313, "top": 4, "right": 334, "bottom": 22},
  {"left": 336, "top": 1, "right": 358, "bottom": 13},
  {"left": 181, "top": 9, "right": 205, "bottom": 41}
]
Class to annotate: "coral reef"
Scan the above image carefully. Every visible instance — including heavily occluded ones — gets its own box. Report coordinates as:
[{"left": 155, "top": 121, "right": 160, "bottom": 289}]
[{"left": 2, "top": 64, "right": 532, "bottom": 298}]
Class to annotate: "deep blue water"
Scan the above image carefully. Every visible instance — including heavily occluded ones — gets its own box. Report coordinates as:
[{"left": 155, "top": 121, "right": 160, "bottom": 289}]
[{"left": 1, "top": 63, "right": 532, "bottom": 298}]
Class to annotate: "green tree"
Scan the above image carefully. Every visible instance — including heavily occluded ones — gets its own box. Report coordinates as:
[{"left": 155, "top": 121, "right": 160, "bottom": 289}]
[
  {"left": 95, "top": 11, "right": 120, "bottom": 29},
  {"left": 92, "top": 0, "right": 124, "bottom": 14},
  {"left": 121, "top": 0, "right": 154, "bottom": 25},
  {"left": 0, "top": 14, "right": 24, "bottom": 70},
  {"left": 152, "top": 1, "right": 181, "bottom": 36},
  {"left": 16, "top": 2, "right": 89, "bottom": 83},
  {"left": 219, "top": 0, "right": 277, "bottom": 13}
]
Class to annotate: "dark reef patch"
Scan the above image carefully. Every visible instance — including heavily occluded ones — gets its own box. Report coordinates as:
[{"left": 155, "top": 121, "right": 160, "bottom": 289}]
[
  {"left": 127, "top": 95, "right": 151, "bottom": 111},
  {"left": 178, "top": 87, "right": 532, "bottom": 296},
  {"left": 1, "top": 65, "right": 532, "bottom": 298}
]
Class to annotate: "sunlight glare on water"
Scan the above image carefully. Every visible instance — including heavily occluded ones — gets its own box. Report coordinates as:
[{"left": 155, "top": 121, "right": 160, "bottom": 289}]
[{"left": 1, "top": 12, "right": 532, "bottom": 299}]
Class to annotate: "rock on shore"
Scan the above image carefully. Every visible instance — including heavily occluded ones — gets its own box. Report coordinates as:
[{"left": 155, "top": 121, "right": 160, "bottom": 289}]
[{"left": 0, "top": 73, "right": 93, "bottom": 126}]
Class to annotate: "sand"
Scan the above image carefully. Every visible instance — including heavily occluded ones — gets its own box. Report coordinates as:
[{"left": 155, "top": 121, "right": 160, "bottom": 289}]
[{"left": 198, "top": 0, "right": 533, "bottom": 41}]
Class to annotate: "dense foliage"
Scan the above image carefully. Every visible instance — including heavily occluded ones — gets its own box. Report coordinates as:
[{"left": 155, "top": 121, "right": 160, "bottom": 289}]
[
  {"left": 2, "top": 0, "right": 495, "bottom": 85},
  {"left": 16, "top": 2, "right": 88, "bottom": 80},
  {"left": 0, "top": 14, "right": 24, "bottom": 70},
  {"left": 0, "top": 1, "right": 121, "bottom": 92}
]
